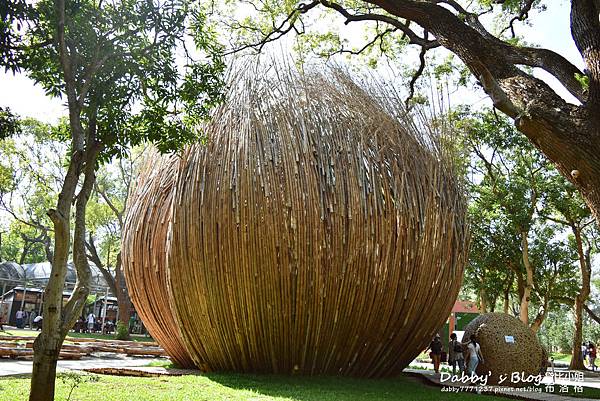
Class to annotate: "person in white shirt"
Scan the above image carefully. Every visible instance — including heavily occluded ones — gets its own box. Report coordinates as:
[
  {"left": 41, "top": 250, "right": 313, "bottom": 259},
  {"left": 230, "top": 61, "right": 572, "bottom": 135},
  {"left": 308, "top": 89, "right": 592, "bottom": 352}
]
[
  {"left": 33, "top": 314, "right": 43, "bottom": 331},
  {"left": 15, "top": 310, "right": 25, "bottom": 328},
  {"left": 465, "top": 334, "right": 484, "bottom": 375},
  {"left": 582, "top": 342, "right": 588, "bottom": 367},
  {"left": 87, "top": 313, "right": 96, "bottom": 333}
]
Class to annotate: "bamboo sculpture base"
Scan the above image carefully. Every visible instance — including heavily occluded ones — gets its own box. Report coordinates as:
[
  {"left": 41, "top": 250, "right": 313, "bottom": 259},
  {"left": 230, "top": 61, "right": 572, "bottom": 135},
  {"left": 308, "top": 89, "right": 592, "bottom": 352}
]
[{"left": 122, "top": 69, "right": 469, "bottom": 377}]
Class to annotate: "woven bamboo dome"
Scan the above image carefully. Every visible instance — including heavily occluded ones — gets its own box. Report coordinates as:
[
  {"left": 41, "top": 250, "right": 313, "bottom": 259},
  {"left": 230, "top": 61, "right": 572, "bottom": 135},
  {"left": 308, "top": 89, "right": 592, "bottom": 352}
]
[
  {"left": 463, "top": 313, "right": 545, "bottom": 384},
  {"left": 122, "top": 69, "right": 469, "bottom": 377}
]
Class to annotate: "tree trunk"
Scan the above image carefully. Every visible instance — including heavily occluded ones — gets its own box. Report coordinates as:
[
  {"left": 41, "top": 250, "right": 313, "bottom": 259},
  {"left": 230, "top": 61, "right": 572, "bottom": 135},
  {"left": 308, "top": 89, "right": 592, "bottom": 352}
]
[
  {"left": 29, "top": 152, "right": 83, "bottom": 401},
  {"left": 114, "top": 253, "right": 131, "bottom": 328},
  {"left": 19, "top": 241, "right": 31, "bottom": 265},
  {"left": 29, "top": 7, "right": 97, "bottom": 390},
  {"left": 29, "top": 344, "right": 60, "bottom": 401},
  {"left": 88, "top": 235, "right": 118, "bottom": 292},
  {"left": 530, "top": 297, "right": 549, "bottom": 334},
  {"left": 30, "top": 139, "right": 99, "bottom": 401},
  {"left": 570, "top": 225, "right": 591, "bottom": 370},
  {"left": 520, "top": 231, "right": 533, "bottom": 325},
  {"left": 61, "top": 142, "right": 100, "bottom": 334},
  {"left": 530, "top": 317, "right": 544, "bottom": 334},
  {"left": 87, "top": 239, "right": 132, "bottom": 337},
  {"left": 479, "top": 286, "right": 487, "bottom": 313},
  {"left": 503, "top": 272, "right": 513, "bottom": 314},
  {"left": 571, "top": 297, "right": 586, "bottom": 370},
  {"left": 42, "top": 231, "right": 53, "bottom": 264}
]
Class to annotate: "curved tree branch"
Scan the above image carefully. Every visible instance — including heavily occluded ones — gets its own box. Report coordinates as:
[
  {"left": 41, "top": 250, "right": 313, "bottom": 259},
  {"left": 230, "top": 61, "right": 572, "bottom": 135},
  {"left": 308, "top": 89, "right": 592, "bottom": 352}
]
[
  {"left": 499, "top": 0, "right": 537, "bottom": 38},
  {"left": 406, "top": 39, "right": 427, "bottom": 109},
  {"left": 225, "top": 0, "right": 600, "bottom": 223},
  {"left": 359, "top": 0, "right": 600, "bottom": 207},
  {"left": 311, "top": 25, "right": 393, "bottom": 61},
  {"left": 94, "top": 183, "right": 124, "bottom": 228},
  {"left": 85, "top": 233, "right": 119, "bottom": 296},
  {"left": 585, "top": 303, "right": 600, "bottom": 324},
  {"left": 511, "top": 47, "right": 586, "bottom": 103},
  {"left": 320, "top": 1, "right": 438, "bottom": 49},
  {"left": 224, "top": 0, "right": 320, "bottom": 55}
]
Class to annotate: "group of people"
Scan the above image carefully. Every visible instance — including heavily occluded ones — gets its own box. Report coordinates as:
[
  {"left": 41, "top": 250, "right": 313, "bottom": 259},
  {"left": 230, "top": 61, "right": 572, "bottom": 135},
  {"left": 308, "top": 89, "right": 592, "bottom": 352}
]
[
  {"left": 14, "top": 309, "right": 43, "bottom": 330},
  {"left": 72, "top": 313, "right": 115, "bottom": 334},
  {"left": 426, "top": 333, "right": 484, "bottom": 375},
  {"left": 581, "top": 342, "right": 597, "bottom": 371}
]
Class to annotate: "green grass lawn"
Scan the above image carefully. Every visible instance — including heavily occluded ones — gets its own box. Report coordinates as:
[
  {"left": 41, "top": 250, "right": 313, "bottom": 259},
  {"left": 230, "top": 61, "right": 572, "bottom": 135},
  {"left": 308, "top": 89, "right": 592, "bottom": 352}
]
[
  {"left": 550, "top": 352, "right": 572, "bottom": 364},
  {"left": 0, "top": 329, "right": 153, "bottom": 343},
  {"left": 145, "top": 359, "right": 177, "bottom": 368},
  {"left": 0, "top": 329, "right": 39, "bottom": 338},
  {"left": 0, "top": 373, "right": 518, "bottom": 401}
]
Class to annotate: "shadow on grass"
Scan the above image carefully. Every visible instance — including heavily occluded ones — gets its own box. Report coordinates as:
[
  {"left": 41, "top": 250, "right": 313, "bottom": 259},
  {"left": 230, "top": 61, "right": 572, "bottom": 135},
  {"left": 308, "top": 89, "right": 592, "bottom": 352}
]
[
  {"left": 202, "top": 372, "right": 511, "bottom": 401},
  {"left": 204, "top": 372, "right": 410, "bottom": 401}
]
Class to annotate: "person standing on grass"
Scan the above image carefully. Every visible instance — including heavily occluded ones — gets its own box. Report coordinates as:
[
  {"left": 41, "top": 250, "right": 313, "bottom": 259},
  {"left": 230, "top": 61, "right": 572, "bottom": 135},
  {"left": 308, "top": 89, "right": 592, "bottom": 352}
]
[
  {"left": 465, "top": 334, "right": 484, "bottom": 375},
  {"left": 87, "top": 312, "right": 96, "bottom": 333},
  {"left": 15, "top": 309, "right": 25, "bottom": 329},
  {"left": 589, "top": 343, "right": 597, "bottom": 371},
  {"left": 75, "top": 316, "right": 85, "bottom": 333},
  {"left": 426, "top": 334, "right": 443, "bottom": 374},
  {"left": 448, "top": 332, "right": 465, "bottom": 375}
]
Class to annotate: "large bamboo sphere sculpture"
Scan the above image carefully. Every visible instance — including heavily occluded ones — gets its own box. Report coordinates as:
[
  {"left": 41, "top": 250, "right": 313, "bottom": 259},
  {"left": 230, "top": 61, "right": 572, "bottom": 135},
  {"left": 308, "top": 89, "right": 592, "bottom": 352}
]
[
  {"left": 123, "top": 70, "right": 469, "bottom": 377},
  {"left": 121, "top": 154, "right": 195, "bottom": 368},
  {"left": 463, "top": 313, "right": 545, "bottom": 384}
]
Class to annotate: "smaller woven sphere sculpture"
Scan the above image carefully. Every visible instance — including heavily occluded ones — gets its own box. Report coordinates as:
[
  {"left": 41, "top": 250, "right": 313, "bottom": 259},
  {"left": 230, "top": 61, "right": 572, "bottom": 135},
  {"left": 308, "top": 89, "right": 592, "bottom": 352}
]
[{"left": 463, "top": 313, "right": 545, "bottom": 385}]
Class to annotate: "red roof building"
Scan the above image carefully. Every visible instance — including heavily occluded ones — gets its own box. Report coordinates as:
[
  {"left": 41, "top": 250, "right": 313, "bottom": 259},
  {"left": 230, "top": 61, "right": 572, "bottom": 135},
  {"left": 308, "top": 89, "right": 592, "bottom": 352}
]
[
  {"left": 452, "top": 300, "right": 480, "bottom": 314},
  {"left": 447, "top": 300, "right": 481, "bottom": 341}
]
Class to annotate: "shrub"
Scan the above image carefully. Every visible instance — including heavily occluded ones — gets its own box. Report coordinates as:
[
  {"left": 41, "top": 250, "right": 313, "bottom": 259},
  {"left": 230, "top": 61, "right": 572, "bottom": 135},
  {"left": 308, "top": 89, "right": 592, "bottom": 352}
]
[{"left": 115, "top": 321, "right": 130, "bottom": 340}]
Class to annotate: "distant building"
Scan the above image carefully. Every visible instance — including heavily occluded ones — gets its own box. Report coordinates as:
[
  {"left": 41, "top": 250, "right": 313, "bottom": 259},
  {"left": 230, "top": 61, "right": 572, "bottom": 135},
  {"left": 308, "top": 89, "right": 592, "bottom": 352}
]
[
  {"left": 0, "top": 262, "right": 25, "bottom": 292},
  {"left": 439, "top": 300, "right": 480, "bottom": 348},
  {"left": 21, "top": 261, "right": 109, "bottom": 289},
  {"left": 0, "top": 261, "right": 116, "bottom": 327},
  {"left": 92, "top": 295, "right": 119, "bottom": 322},
  {"left": 0, "top": 287, "right": 137, "bottom": 329},
  {"left": 0, "top": 286, "right": 71, "bottom": 326}
]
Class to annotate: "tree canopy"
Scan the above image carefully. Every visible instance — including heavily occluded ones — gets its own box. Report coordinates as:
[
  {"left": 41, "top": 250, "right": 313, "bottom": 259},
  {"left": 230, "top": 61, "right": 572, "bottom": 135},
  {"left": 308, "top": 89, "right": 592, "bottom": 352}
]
[
  {"left": 212, "top": 0, "right": 600, "bottom": 225},
  {"left": 459, "top": 108, "right": 580, "bottom": 325},
  {"left": 3, "top": 0, "right": 225, "bottom": 158}
]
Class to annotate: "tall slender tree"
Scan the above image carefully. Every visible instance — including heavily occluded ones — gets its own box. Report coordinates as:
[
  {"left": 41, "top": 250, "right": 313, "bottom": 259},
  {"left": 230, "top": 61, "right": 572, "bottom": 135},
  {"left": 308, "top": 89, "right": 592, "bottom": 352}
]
[
  {"left": 1, "top": 0, "right": 224, "bottom": 399},
  {"left": 460, "top": 108, "right": 549, "bottom": 325},
  {"left": 460, "top": 108, "right": 580, "bottom": 330},
  {"left": 85, "top": 158, "right": 140, "bottom": 337},
  {"left": 540, "top": 173, "right": 596, "bottom": 369}
]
